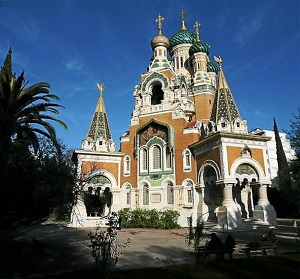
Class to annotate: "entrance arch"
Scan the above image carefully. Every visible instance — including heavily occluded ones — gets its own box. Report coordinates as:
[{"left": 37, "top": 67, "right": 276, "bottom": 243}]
[{"left": 197, "top": 161, "right": 221, "bottom": 221}]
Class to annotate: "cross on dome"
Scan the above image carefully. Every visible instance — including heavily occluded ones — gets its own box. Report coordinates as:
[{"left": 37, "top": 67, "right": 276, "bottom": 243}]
[
  {"left": 179, "top": 9, "right": 187, "bottom": 31},
  {"left": 193, "top": 21, "right": 201, "bottom": 42},
  {"left": 155, "top": 14, "right": 165, "bottom": 35}
]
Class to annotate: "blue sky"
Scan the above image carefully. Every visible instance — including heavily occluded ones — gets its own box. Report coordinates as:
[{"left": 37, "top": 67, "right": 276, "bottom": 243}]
[{"left": 1, "top": 0, "right": 299, "bottom": 149}]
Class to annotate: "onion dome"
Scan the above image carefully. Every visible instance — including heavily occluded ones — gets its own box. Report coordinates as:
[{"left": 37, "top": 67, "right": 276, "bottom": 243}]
[
  {"left": 169, "top": 30, "right": 196, "bottom": 50},
  {"left": 207, "top": 61, "right": 219, "bottom": 73},
  {"left": 151, "top": 15, "right": 170, "bottom": 50},
  {"left": 151, "top": 34, "right": 170, "bottom": 50},
  {"left": 189, "top": 21, "right": 210, "bottom": 55},
  {"left": 189, "top": 42, "right": 210, "bottom": 55},
  {"left": 169, "top": 11, "right": 196, "bottom": 50}
]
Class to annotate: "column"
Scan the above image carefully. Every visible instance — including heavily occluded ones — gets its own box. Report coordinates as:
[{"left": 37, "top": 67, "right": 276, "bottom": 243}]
[
  {"left": 196, "top": 186, "right": 209, "bottom": 222},
  {"left": 218, "top": 183, "right": 241, "bottom": 230},
  {"left": 254, "top": 184, "right": 277, "bottom": 226}
]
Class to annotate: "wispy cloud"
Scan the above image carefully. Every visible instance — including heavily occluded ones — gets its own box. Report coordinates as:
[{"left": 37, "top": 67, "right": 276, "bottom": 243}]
[
  {"left": 236, "top": 13, "right": 264, "bottom": 47},
  {"left": 64, "top": 58, "right": 83, "bottom": 71},
  {"left": 230, "top": 58, "right": 257, "bottom": 76}
]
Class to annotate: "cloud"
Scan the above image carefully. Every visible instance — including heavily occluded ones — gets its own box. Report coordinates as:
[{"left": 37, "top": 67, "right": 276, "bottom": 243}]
[
  {"left": 64, "top": 58, "right": 83, "bottom": 71},
  {"left": 236, "top": 13, "right": 264, "bottom": 47}
]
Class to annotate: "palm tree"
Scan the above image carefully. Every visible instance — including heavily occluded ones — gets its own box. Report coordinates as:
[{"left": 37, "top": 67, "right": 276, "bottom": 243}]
[{"left": 0, "top": 48, "right": 67, "bottom": 175}]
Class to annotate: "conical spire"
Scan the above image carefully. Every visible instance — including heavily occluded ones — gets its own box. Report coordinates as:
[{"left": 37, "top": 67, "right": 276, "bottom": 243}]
[
  {"left": 210, "top": 56, "right": 247, "bottom": 133},
  {"left": 84, "top": 84, "right": 115, "bottom": 151}
]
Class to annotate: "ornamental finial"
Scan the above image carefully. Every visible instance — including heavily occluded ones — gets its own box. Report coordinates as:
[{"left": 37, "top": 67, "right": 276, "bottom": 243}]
[
  {"left": 179, "top": 9, "right": 187, "bottom": 31},
  {"left": 193, "top": 21, "right": 201, "bottom": 42},
  {"left": 214, "top": 56, "right": 223, "bottom": 68},
  {"left": 97, "top": 83, "right": 105, "bottom": 95},
  {"left": 155, "top": 14, "right": 165, "bottom": 35}
]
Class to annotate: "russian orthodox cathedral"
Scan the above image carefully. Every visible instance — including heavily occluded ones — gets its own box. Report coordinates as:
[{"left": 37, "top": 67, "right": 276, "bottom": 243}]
[{"left": 71, "top": 11, "right": 277, "bottom": 229}]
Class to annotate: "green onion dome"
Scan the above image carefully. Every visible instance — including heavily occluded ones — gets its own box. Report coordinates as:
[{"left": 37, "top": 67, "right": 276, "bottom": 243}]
[
  {"left": 169, "top": 30, "right": 197, "bottom": 50},
  {"left": 189, "top": 41, "right": 210, "bottom": 56},
  {"left": 207, "top": 61, "right": 219, "bottom": 73}
]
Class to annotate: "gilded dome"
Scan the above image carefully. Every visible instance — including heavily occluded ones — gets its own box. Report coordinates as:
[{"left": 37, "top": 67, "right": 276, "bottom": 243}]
[
  {"left": 189, "top": 41, "right": 210, "bottom": 56},
  {"left": 151, "top": 34, "right": 170, "bottom": 50}
]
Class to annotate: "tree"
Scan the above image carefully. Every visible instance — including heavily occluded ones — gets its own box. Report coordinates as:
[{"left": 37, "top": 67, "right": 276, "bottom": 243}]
[
  {"left": 285, "top": 108, "right": 300, "bottom": 154},
  {"left": 285, "top": 108, "right": 300, "bottom": 215},
  {"left": 0, "top": 48, "right": 67, "bottom": 177},
  {"left": 0, "top": 48, "right": 69, "bottom": 226},
  {"left": 273, "top": 117, "right": 292, "bottom": 193}
]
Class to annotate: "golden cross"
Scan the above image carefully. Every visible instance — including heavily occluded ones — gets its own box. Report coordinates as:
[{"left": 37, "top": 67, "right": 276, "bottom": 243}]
[
  {"left": 179, "top": 9, "right": 186, "bottom": 21},
  {"left": 155, "top": 14, "right": 164, "bottom": 34},
  {"left": 193, "top": 21, "right": 201, "bottom": 41}
]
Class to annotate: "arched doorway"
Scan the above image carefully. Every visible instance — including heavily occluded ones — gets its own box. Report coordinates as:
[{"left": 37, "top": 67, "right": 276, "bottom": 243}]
[
  {"left": 84, "top": 174, "right": 112, "bottom": 216},
  {"left": 233, "top": 164, "right": 259, "bottom": 218},
  {"left": 203, "top": 165, "right": 222, "bottom": 221}
]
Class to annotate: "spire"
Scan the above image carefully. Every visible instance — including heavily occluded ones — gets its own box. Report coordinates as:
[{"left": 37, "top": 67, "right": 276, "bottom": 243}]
[
  {"left": 179, "top": 9, "right": 187, "bottom": 31},
  {"left": 84, "top": 83, "right": 115, "bottom": 151},
  {"left": 210, "top": 56, "right": 247, "bottom": 133}
]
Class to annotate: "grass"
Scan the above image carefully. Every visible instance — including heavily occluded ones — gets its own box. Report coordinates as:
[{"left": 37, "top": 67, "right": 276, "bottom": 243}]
[{"left": 1, "top": 236, "right": 299, "bottom": 279}]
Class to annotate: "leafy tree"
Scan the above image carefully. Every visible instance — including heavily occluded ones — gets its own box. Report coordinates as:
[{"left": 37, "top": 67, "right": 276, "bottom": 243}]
[
  {"left": 285, "top": 108, "right": 300, "bottom": 154},
  {"left": 284, "top": 109, "right": 300, "bottom": 215},
  {"left": 0, "top": 48, "right": 67, "bottom": 177},
  {"left": 0, "top": 49, "right": 70, "bottom": 226}
]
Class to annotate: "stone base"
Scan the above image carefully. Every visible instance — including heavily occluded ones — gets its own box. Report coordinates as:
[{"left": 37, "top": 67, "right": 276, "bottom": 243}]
[{"left": 253, "top": 204, "right": 278, "bottom": 226}]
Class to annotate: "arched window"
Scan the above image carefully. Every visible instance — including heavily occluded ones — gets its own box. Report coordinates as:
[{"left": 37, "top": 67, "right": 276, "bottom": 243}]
[
  {"left": 143, "top": 185, "right": 149, "bottom": 205},
  {"left": 183, "top": 149, "right": 191, "bottom": 171},
  {"left": 186, "top": 181, "right": 194, "bottom": 204},
  {"left": 152, "top": 145, "right": 162, "bottom": 170},
  {"left": 165, "top": 147, "right": 172, "bottom": 169},
  {"left": 151, "top": 84, "right": 164, "bottom": 105},
  {"left": 124, "top": 156, "right": 131, "bottom": 176},
  {"left": 167, "top": 183, "right": 174, "bottom": 204},
  {"left": 140, "top": 148, "right": 148, "bottom": 173}
]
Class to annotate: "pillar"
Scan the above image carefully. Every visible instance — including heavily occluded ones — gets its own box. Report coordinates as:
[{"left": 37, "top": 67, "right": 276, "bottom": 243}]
[
  {"left": 253, "top": 184, "right": 277, "bottom": 226},
  {"left": 217, "top": 183, "right": 241, "bottom": 230},
  {"left": 197, "top": 186, "right": 209, "bottom": 222}
]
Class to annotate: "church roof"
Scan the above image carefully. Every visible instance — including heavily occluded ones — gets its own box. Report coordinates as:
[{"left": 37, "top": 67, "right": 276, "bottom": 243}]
[
  {"left": 210, "top": 57, "right": 242, "bottom": 129},
  {"left": 86, "top": 84, "right": 112, "bottom": 142}
]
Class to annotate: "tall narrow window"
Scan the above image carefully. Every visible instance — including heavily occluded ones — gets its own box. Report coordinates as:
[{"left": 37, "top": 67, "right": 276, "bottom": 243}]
[
  {"left": 180, "top": 57, "right": 184, "bottom": 68},
  {"left": 126, "top": 185, "right": 131, "bottom": 205},
  {"left": 140, "top": 148, "right": 148, "bottom": 172},
  {"left": 187, "top": 189, "right": 193, "bottom": 203},
  {"left": 167, "top": 183, "right": 174, "bottom": 204},
  {"left": 185, "top": 151, "right": 190, "bottom": 167},
  {"left": 124, "top": 156, "right": 130, "bottom": 175},
  {"left": 183, "top": 149, "right": 192, "bottom": 171},
  {"left": 143, "top": 185, "right": 149, "bottom": 205},
  {"left": 166, "top": 148, "right": 172, "bottom": 169},
  {"left": 153, "top": 145, "right": 161, "bottom": 169}
]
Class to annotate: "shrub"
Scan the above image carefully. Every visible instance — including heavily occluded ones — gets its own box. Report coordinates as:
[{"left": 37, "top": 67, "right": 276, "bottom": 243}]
[{"left": 119, "top": 208, "right": 180, "bottom": 229}]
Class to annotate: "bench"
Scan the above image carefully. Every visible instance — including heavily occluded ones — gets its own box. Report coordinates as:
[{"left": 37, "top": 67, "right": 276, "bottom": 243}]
[
  {"left": 243, "top": 240, "right": 279, "bottom": 257},
  {"left": 194, "top": 242, "right": 235, "bottom": 263}
]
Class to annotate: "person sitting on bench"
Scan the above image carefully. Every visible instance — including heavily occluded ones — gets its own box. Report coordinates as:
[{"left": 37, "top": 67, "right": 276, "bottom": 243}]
[{"left": 208, "top": 233, "right": 224, "bottom": 260}]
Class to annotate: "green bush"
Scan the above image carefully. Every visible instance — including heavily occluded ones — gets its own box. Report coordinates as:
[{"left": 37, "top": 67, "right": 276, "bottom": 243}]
[{"left": 119, "top": 208, "right": 180, "bottom": 229}]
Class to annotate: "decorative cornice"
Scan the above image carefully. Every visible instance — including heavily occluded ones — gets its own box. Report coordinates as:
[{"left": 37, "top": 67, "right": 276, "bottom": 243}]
[{"left": 189, "top": 131, "right": 271, "bottom": 150}]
